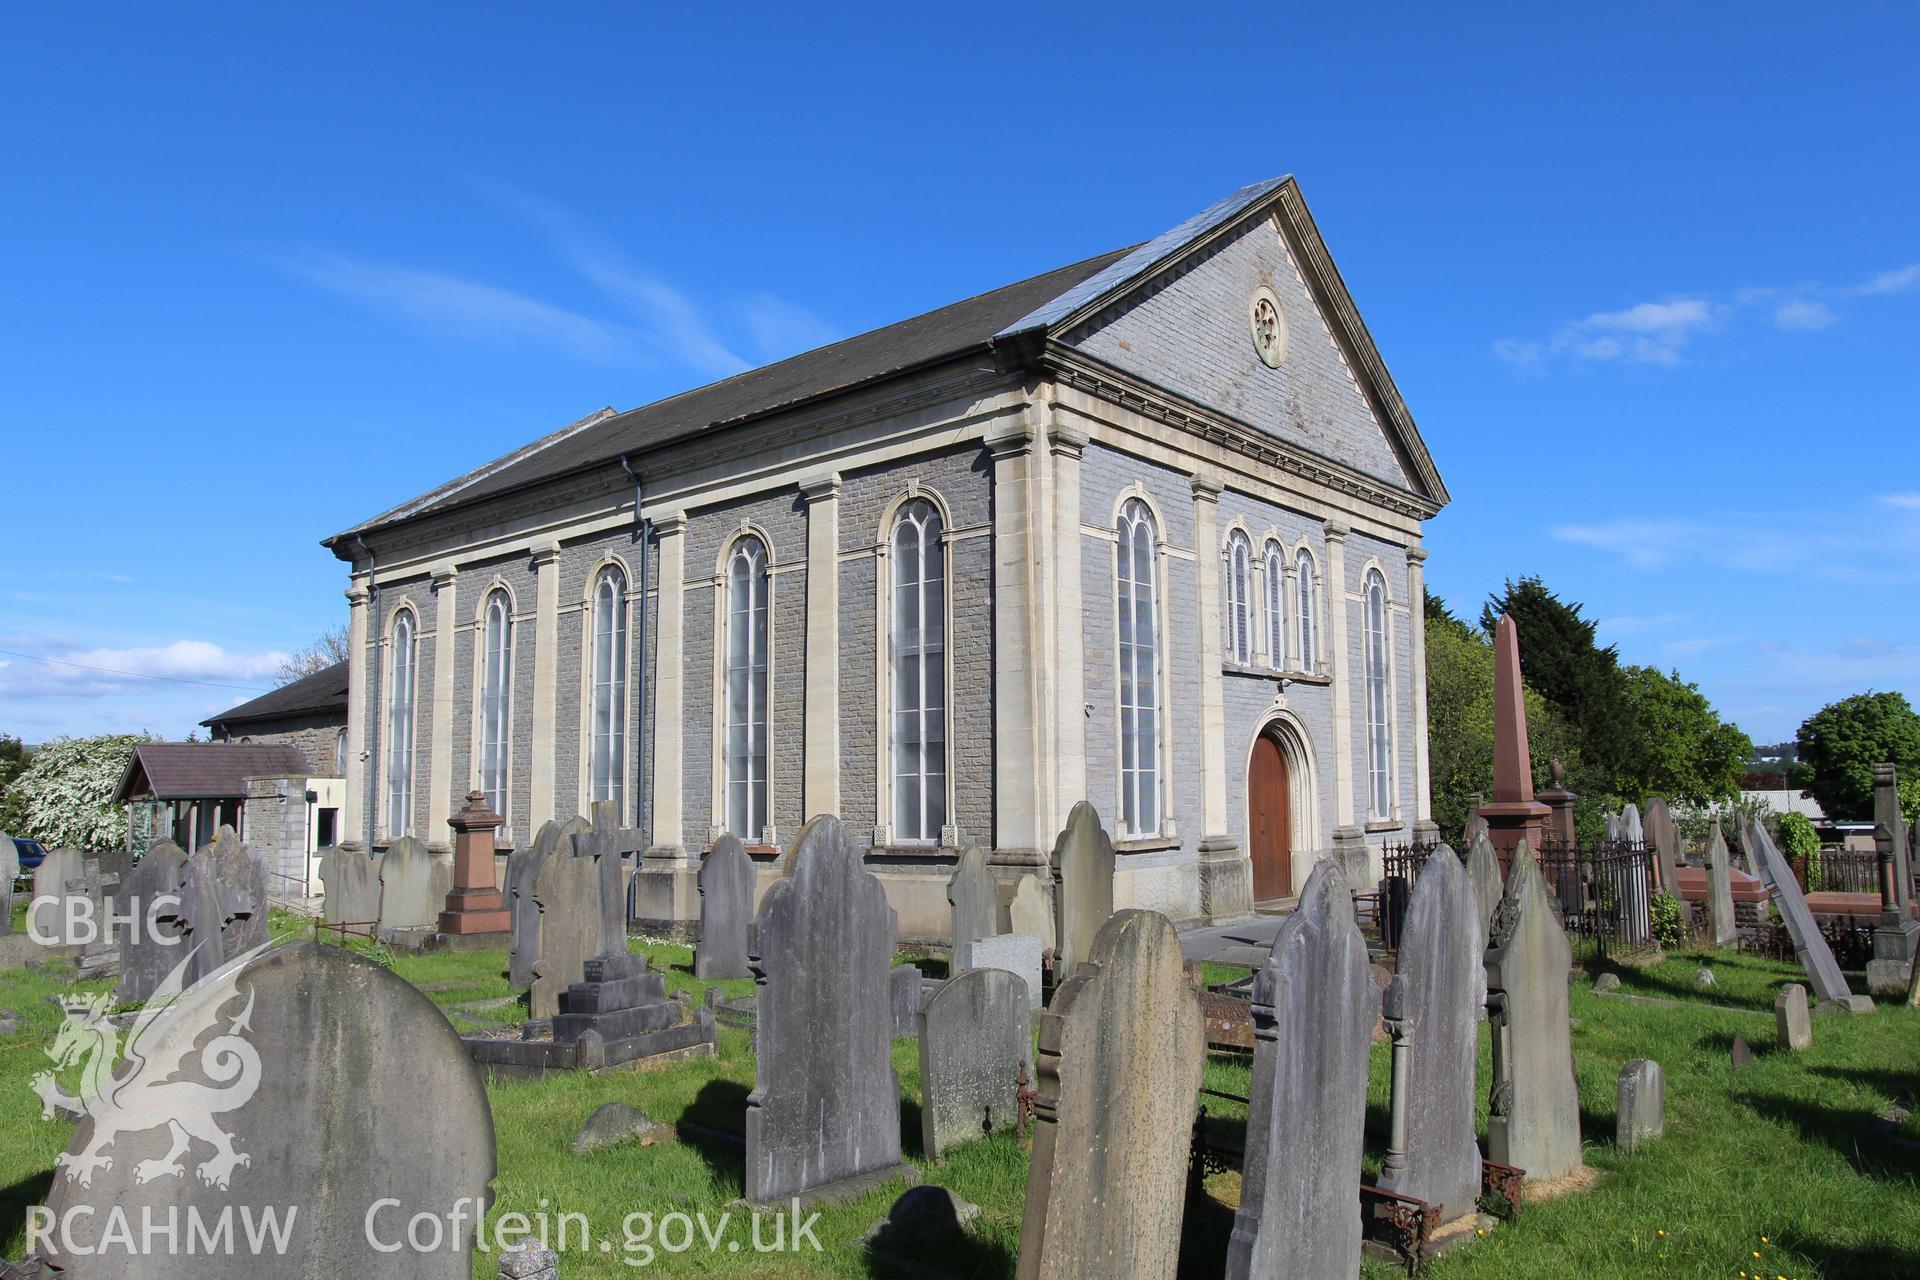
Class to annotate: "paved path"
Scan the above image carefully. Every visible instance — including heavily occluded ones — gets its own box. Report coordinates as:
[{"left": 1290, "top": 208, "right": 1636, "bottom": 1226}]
[{"left": 1179, "top": 910, "right": 1290, "bottom": 969}]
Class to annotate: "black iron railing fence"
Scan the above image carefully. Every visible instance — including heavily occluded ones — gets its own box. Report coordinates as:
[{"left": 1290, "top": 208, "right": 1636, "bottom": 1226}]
[{"left": 1790, "top": 848, "right": 1881, "bottom": 896}]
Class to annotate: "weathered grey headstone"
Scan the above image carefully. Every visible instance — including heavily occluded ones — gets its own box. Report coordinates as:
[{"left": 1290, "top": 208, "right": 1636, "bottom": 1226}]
[
  {"left": 570, "top": 1101, "right": 672, "bottom": 1154},
  {"left": 1620, "top": 803, "right": 1645, "bottom": 846},
  {"left": 42, "top": 941, "right": 494, "bottom": 1279},
  {"left": 1465, "top": 832, "right": 1503, "bottom": 945},
  {"left": 1050, "top": 802, "right": 1115, "bottom": 979},
  {"left": 1642, "top": 797, "right": 1682, "bottom": 893},
  {"left": 377, "top": 834, "right": 445, "bottom": 932},
  {"left": 1593, "top": 972, "right": 1621, "bottom": 994},
  {"left": 1009, "top": 873, "right": 1055, "bottom": 953},
  {"left": 1464, "top": 812, "right": 1490, "bottom": 849},
  {"left": 1226, "top": 863, "right": 1374, "bottom": 1278},
  {"left": 508, "top": 818, "right": 585, "bottom": 989},
  {"left": 116, "top": 840, "right": 189, "bottom": 1004},
  {"left": 1730, "top": 1033, "right": 1752, "bottom": 1070},
  {"left": 957, "top": 932, "right": 1044, "bottom": 1010},
  {"left": 1705, "top": 821, "right": 1738, "bottom": 947},
  {"left": 1692, "top": 968, "right": 1716, "bottom": 989},
  {"left": 694, "top": 834, "right": 756, "bottom": 980},
  {"left": 1018, "top": 909, "right": 1202, "bottom": 1280},
  {"left": 1379, "top": 848, "right": 1482, "bottom": 1221},
  {"left": 570, "top": 800, "right": 645, "bottom": 953},
  {"left": 1603, "top": 811, "right": 1623, "bottom": 843},
  {"left": 1745, "top": 818, "right": 1867, "bottom": 1011},
  {"left": 166, "top": 829, "right": 268, "bottom": 989},
  {"left": 0, "top": 831, "right": 18, "bottom": 937},
  {"left": 747, "top": 814, "right": 912, "bottom": 1205},
  {"left": 890, "top": 963, "right": 924, "bottom": 1038},
  {"left": 1775, "top": 983, "right": 1812, "bottom": 1052},
  {"left": 318, "top": 844, "right": 382, "bottom": 928},
  {"left": 1485, "top": 839, "right": 1583, "bottom": 1183},
  {"left": 947, "top": 845, "right": 998, "bottom": 949},
  {"left": 1875, "top": 764, "right": 1914, "bottom": 917},
  {"left": 917, "top": 967, "right": 1030, "bottom": 1159},
  {"left": 203, "top": 828, "right": 268, "bottom": 956},
  {"left": 30, "top": 847, "right": 85, "bottom": 943},
  {"left": 530, "top": 843, "right": 602, "bottom": 1021},
  {"left": 1616, "top": 1059, "right": 1665, "bottom": 1152}
]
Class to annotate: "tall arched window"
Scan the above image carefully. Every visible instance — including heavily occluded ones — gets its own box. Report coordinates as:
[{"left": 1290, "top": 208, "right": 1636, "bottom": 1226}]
[
  {"left": 480, "top": 589, "right": 513, "bottom": 818},
  {"left": 1116, "top": 498, "right": 1161, "bottom": 836},
  {"left": 1225, "top": 530, "right": 1252, "bottom": 665},
  {"left": 1296, "top": 548, "right": 1318, "bottom": 673},
  {"left": 385, "top": 610, "right": 417, "bottom": 838},
  {"left": 725, "top": 537, "right": 770, "bottom": 840},
  {"left": 589, "top": 567, "right": 628, "bottom": 814},
  {"left": 890, "top": 500, "right": 946, "bottom": 842},
  {"left": 1364, "top": 568, "right": 1393, "bottom": 818},
  {"left": 1264, "top": 540, "right": 1286, "bottom": 669},
  {"left": 334, "top": 728, "right": 348, "bottom": 775}
]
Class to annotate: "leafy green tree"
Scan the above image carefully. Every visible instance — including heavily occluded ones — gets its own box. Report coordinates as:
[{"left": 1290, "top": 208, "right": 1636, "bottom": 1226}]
[
  {"left": 1615, "top": 665, "right": 1753, "bottom": 805},
  {"left": 3, "top": 733, "right": 150, "bottom": 850},
  {"left": 0, "top": 734, "right": 30, "bottom": 832},
  {"left": 1776, "top": 810, "right": 1820, "bottom": 860},
  {"left": 1795, "top": 692, "right": 1920, "bottom": 823},
  {"left": 1481, "top": 576, "right": 1633, "bottom": 796}
]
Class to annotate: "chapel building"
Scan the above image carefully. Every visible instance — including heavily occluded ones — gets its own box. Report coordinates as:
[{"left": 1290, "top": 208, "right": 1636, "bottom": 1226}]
[{"left": 323, "top": 177, "right": 1449, "bottom": 940}]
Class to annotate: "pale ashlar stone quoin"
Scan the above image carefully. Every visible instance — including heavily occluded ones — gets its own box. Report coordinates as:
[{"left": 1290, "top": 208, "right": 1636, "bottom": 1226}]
[
  {"left": 1485, "top": 839, "right": 1583, "bottom": 1182},
  {"left": 1018, "top": 910, "right": 1202, "bottom": 1280},
  {"left": 1227, "top": 862, "right": 1375, "bottom": 1279}
]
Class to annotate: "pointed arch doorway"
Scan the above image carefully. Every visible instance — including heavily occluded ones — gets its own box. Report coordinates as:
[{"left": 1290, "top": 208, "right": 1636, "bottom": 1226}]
[{"left": 1248, "top": 733, "right": 1293, "bottom": 902}]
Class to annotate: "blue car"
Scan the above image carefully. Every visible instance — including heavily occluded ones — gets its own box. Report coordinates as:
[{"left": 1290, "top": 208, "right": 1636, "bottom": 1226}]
[{"left": 11, "top": 838, "right": 46, "bottom": 872}]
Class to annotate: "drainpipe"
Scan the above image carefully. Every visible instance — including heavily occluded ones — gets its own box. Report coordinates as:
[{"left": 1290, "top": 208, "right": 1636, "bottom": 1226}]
[
  {"left": 354, "top": 536, "right": 381, "bottom": 849},
  {"left": 620, "top": 456, "right": 649, "bottom": 923}
]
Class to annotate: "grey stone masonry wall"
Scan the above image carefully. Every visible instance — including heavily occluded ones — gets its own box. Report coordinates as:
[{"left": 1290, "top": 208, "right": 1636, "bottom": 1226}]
[
  {"left": 213, "top": 717, "right": 343, "bottom": 778},
  {"left": 1065, "top": 212, "right": 1411, "bottom": 491},
  {"left": 681, "top": 487, "right": 808, "bottom": 845}
]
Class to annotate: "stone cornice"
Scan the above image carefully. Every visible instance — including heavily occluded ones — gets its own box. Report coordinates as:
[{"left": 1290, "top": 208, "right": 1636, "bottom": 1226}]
[{"left": 797, "top": 472, "right": 842, "bottom": 503}]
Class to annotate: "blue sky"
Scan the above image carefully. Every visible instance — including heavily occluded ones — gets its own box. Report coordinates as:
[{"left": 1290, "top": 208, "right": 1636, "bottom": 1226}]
[{"left": 3, "top": 5, "right": 1916, "bottom": 748}]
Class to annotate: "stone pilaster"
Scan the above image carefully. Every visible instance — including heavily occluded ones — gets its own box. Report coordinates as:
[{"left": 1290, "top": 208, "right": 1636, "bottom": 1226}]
[
  {"left": 1191, "top": 474, "right": 1252, "bottom": 921},
  {"left": 426, "top": 565, "right": 459, "bottom": 851},
  {"left": 986, "top": 418, "right": 1048, "bottom": 866},
  {"left": 799, "top": 473, "right": 841, "bottom": 820},
  {"left": 634, "top": 513, "right": 697, "bottom": 933},
  {"left": 1050, "top": 423, "right": 1089, "bottom": 832},
  {"left": 1406, "top": 546, "right": 1438, "bottom": 841},
  {"left": 1325, "top": 523, "right": 1366, "bottom": 865},
  {"left": 343, "top": 579, "right": 370, "bottom": 849},
  {"left": 529, "top": 542, "right": 560, "bottom": 829}
]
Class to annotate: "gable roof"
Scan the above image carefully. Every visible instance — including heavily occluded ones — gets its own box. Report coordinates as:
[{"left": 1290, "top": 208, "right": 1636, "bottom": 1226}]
[
  {"left": 113, "top": 743, "right": 310, "bottom": 803},
  {"left": 327, "top": 175, "right": 1447, "bottom": 549},
  {"left": 202, "top": 661, "right": 350, "bottom": 730}
]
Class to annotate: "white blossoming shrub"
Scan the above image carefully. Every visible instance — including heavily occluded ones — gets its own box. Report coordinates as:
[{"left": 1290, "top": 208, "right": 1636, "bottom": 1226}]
[{"left": 4, "top": 733, "right": 150, "bottom": 850}]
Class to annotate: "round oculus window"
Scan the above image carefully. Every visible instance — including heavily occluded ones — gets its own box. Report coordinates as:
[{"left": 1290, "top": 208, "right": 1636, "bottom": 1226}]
[{"left": 1249, "top": 287, "right": 1287, "bottom": 368}]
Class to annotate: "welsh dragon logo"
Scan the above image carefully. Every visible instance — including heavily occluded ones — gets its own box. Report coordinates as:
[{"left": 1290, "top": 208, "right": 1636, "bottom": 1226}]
[{"left": 33, "top": 945, "right": 266, "bottom": 1190}]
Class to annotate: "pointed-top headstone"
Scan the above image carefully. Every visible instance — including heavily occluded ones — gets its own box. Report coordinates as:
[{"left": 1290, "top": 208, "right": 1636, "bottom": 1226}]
[
  {"left": 1051, "top": 802, "right": 1116, "bottom": 978},
  {"left": 1465, "top": 833, "right": 1503, "bottom": 945},
  {"left": 1619, "top": 803, "right": 1645, "bottom": 847},
  {"left": 509, "top": 818, "right": 586, "bottom": 989},
  {"left": 30, "top": 847, "right": 86, "bottom": 943},
  {"left": 1226, "top": 864, "right": 1375, "bottom": 1278},
  {"left": 1746, "top": 817, "right": 1861, "bottom": 1007},
  {"left": 695, "top": 834, "right": 757, "bottom": 980},
  {"left": 1379, "top": 849, "right": 1484, "bottom": 1220},
  {"left": 1642, "top": 797, "right": 1682, "bottom": 892},
  {"left": 747, "top": 815, "right": 911, "bottom": 1205},
  {"left": 117, "top": 839, "right": 189, "bottom": 1004},
  {"left": 947, "top": 846, "right": 998, "bottom": 949},
  {"left": 1604, "top": 811, "right": 1624, "bottom": 843},
  {"left": 573, "top": 800, "right": 646, "bottom": 958},
  {"left": 1705, "top": 821, "right": 1738, "bottom": 947},
  {"left": 1018, "top": 909, "right": 1202, "bottom": 1280},
  {"left": 1486, "top": 838, "right": 1583, "bottom": 1182},
  {"left": 1009, "top": 874, "right": 1056, "bottom": 953},
  {"left": 530, "top": 832, "right": 603, "bottom": 1021}
]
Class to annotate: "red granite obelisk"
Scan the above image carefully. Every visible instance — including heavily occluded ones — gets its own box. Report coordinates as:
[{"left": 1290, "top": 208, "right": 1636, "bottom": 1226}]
[
  {"left": 1477, "top": 615, "right": 1550, "bottom": 872},
  {"left": 439, "top": 791, "right": 512, "bottom": 935}
]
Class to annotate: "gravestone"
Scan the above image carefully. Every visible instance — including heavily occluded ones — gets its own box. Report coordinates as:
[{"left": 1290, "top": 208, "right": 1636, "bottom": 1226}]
[
  {"left": 509, "top": 817, "right": 586, "bottom": 989},
  {"left": 530, "top": 844, "right": 602, "bottom": 1021},
  {"left": 42, "top": 941, "right": 495, "bottom": 1279},
  {"left": 1226, "top": 863, "right": 1374, "bottom": 1279},
  {"left": 695, "top": 834, "right": 757, "bottom": 980},
  {"left": 1775, "top": 983, "right": 1812, "bottom": 1052},
  {"left": 1009, "top": 874, "right": 1055, "bottom": 952},
  {"left": 1616, "top": 1059, "right": 1665, "bottom": 1152},
  {"left": 202, "top": 828, "right": 268, "bottom": 956},
  {"left": 167, "top": 830, "right": 268, "bottom": 989},
  {"left": 1745, "top": 818, "right": 1868, "bottom": 1011},
  {"left": 890, "top": 964, "right": 924, "bottom": 1039},
  {"left": 957, "top": 932, "right": 1044, "bottom": 1010},
  {"left": 1642, "top": 797, "right": 1682, "bottom": 892},
  {"left": 746, "top": 814, "right": 912, "bottom": 1205},
  {"left": 917, "top": 967, "right": 1031, "bottom": 1159},
  {"left": 1379, "top": 848, "right": 1483, "bottom": 1222},
  {"left": 74, "top": 859, "right": 124, "bottom": 982},
  {"left": 569, "top": 801, "right": 645, "bottom": 952},
  {"left": 947, "top": 845, "right": 998, "bottom": 949},
  {"left": 1018, "top": 910, "right": 1202, "bottom": 1280},
  {"left": 0, "top": 831, "right": 16, "bottom": 936},
  {"left": 1620, "top": 803, "right": 1645, "bottom": 846},
  {"left": 1730, "top": 1034, "right": 1752, "bottom": 1070},
  {"left": 30, "top": 847, "right": 85, "bottom": 943},
  {"left": 1869, "top": 766, "right": 1920, "bottom": 991},
  {"left": 1465, "top": 832, "right": 1503, "bottom": 945},
  {"left": 318, "top": 845, "right": 383, "bottom": 928},
  {"left": 1604, "top": 812, "right": 1624, "bottom": 843},
  {"left": 377, "top": 835, "right": 450, "bottom": 932},
  {"left": 1050, "top": 802, "right": 1115, "bottom": 978},
  {"left": 1485, "top": 839, "right": 1583, "bottom": 1182},
  {"left": 1705, "top": 821, "right": 1739, "bottom": 947},
  {"left": 116, "top": 839, "right": 189, "bottom": 1004}
]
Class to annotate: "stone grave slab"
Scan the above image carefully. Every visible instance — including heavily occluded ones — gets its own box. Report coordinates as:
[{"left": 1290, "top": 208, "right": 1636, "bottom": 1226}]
[
  {"left": 1746, "top": 818, "right": 1866, "bottom": 1010},
  {"left": 947, "top": 845, "right": 997, "bottom": 949},
  {"left": 30, "top": 847, "right": 85, "bottom": 943},
  {"left": 1705, "top": 822, "right": 1739, "bottom": 947},
  {"left": 1485, "top": 839, "right": 1583, "bottom": 1183},
  {"left": 1018, "top": 909, "right": 1201, "bottom": 1280},
  {"left": 694, "top": 833, "right": 755, "bottom": 980},
  {"left": 917, "top": 967, "right": 1030, "bottom": 1159},
  {"left": 1009, "top": 874, "right": 1055, "bottom": 952},
  {"left": 746, "top": 814, "right": 913, "bottom": 1206},
  {"left": 1464, "top": 833, "right": 1503, "bottom": 946},
  {"left": 202, "top": 828, "right": 268, "bottom": 956},
  {"left": 117, "top": 839, "right": 189, "bottom": 1004},
  {"left": 1616, "top": 1059, "right": 1664, "bottom": 1152},
  {"left": 1642, "top": 797, "right": 1682, "bottom": 893},
  {"left": 890, "top": 964, "right": 924, "bottom": 1038},
  {"left": 0, "top": 831, "right": 16, "bottom": 936},
  {"left": 1776, "top": 983, "right": 1812, "bottom": 1052},
  {"left": 377, "top": 835, "right": 445, "bottom": 932},
  {"left": 42, "top": 940, "right": 494, "bottom": 1279},
  {"left": 1227, "top": 863, "right": 1374, "bottom": 1279},
  {"left": 509, "top": 817, "right": 586, "bottom": 989},
  {"left": 318, "top": 845, "right": 382, "bottom": 929},
  {"left": 957, "top": 933, "right": 1043, "bottom": 1010},
  {"left": 530, "top": 846, "right": 601, "bottom": 1021},
  {"left": 1050, "top": 802, "right": 1115, "bottom": 978}
]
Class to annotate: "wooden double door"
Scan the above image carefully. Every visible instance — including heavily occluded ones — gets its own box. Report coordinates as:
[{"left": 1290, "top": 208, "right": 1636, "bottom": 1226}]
[{"left": 1248, "top": 735, "right": 1293, "bottom": 902}]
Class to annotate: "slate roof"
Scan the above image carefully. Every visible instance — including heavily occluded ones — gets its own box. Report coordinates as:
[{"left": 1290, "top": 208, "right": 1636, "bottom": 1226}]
[
  {"left": 201, "top": 661, "right": 349, "bottom": 729},
  {"left": 114, "top": 743, "right": 310, "bottom": 803}
]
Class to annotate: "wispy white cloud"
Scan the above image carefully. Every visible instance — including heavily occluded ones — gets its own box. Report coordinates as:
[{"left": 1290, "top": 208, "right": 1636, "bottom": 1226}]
[
  {"left": 1839, "top": 263, "right": 1920, "bottom": 297},
  {"left": 1772, "top": 298, "right": 1837, "bottom": 331},
  {"left": 0, "top": 638, "right": 289, "bottom": 705},
  {"left": 1552, "top": 498, "right": 1920, "bottom": 582}
]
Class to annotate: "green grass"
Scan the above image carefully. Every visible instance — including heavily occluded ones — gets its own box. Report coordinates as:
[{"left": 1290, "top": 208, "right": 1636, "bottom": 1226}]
[{"left": 3, "top": 940, "right": 1917, "bottom": 1277}]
